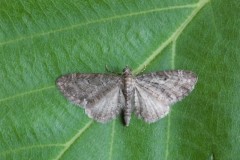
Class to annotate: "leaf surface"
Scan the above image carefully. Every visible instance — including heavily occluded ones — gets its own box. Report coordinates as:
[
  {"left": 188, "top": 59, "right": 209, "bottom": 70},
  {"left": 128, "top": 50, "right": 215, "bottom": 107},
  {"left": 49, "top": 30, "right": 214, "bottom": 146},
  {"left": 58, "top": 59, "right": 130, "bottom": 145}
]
[{"left": 0, "top": 0, "right": 239, "bottom": 159}]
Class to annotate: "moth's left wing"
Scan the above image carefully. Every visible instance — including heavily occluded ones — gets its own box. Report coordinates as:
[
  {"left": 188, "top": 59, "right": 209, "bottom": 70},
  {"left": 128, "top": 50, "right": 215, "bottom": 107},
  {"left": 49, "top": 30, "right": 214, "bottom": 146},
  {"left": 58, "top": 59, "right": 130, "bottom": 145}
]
[
  {"left": 134, "top": 70, "right": 197, "bottom": 123},
  {"left": 56, "top": 73, "right": 125, "bottom": 122}
]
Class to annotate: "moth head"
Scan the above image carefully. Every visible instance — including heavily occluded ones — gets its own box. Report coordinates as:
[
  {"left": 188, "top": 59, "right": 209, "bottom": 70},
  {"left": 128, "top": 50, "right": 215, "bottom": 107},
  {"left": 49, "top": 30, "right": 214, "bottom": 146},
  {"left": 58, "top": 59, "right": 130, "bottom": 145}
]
[{"left": 123, "top": 66, "right": 132, "bottom": 75}]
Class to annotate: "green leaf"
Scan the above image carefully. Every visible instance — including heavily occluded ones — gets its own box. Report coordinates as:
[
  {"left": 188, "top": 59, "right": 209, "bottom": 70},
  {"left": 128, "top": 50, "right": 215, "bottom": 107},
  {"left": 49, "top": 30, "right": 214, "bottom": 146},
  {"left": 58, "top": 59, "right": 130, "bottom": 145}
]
[{"left": 0, "top": 0, "right": 239, "bottom": 159}]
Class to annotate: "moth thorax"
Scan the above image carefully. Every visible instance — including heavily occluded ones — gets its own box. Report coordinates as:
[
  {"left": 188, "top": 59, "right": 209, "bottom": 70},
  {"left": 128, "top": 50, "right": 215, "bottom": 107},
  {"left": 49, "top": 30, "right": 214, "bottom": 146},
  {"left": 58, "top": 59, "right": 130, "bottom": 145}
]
[
  {"left": 123, "top": 69, "right": 133, "bottom": 88},
  {"left": 123, "top": 67, "right": 134, "bottom": 98}
]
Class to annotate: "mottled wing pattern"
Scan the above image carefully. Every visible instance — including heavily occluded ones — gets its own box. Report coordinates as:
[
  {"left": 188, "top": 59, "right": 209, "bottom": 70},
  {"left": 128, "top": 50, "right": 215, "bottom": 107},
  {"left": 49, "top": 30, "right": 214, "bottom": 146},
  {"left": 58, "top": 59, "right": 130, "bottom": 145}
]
[
  {"left": 134, "top": 70, "right": 197, "bottom": 123},
  {"left": 56, "top": 74, "right": 125, "bottom": 122}
]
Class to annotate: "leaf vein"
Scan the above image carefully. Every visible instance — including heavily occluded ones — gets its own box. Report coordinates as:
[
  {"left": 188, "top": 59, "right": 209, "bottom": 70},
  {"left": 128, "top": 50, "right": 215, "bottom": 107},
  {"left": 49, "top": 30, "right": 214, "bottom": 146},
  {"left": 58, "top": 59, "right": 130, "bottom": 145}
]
[
  {"left": 108, "top": 121, "right": 116, "bottom": 160},
  {"left": 0, "top": 144, "right": 64, "bottom": 156},
  {"left": 133, "top": 0, "right": 210, "bottom": 74},
  {"left": 0, "top": 85, "right": 55, "bottom": 103},
  {"left": 54, "top": 120, "right": 93, "bottom": 160},
  {"left": 0, "top": 4, "right": 197, "bottom": 46}
]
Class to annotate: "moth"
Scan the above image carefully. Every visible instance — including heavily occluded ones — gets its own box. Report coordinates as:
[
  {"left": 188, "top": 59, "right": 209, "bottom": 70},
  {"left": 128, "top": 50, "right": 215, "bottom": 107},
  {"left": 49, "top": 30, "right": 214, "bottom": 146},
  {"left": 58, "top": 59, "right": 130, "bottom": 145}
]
[{"left": 56, "top": 66, "right": 197, "bottom": 126}]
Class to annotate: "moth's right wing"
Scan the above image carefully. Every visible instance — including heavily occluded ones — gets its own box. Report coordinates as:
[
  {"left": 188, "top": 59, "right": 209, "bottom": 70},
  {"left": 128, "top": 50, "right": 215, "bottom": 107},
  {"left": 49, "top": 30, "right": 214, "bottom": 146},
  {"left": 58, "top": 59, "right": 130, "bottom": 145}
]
[
  {"left": 56, "top": 73, "right": 125, "bottom": 122},
  {"left": 134, "top": 70, "right": 197, "bottom": 123}
]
